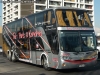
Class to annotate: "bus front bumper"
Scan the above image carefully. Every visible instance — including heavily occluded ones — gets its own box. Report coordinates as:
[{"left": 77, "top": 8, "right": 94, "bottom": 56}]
[{"left": 59, "top": 58, "right": 97, "bottom": 69}]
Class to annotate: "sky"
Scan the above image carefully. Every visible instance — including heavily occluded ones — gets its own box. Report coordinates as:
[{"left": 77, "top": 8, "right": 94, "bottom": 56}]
[
  {"left": 0, "top": 1, "right": 100, "bottom": 28},
  {"left": 94, "top": 0, "right": 100, "bottom": 28},
  {"left": 0, "top": 3, "right": 2, "bottom": 26}
]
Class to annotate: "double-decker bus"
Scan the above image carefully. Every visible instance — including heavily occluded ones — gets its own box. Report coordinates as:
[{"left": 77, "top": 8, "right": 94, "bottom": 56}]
[{"left": 2, "top": 7, "right": 98, "bottom": 70}]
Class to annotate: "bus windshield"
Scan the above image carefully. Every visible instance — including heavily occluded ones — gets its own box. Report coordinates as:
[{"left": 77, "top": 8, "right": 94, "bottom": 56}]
[
  {"left": 56, "top": 9, "right": 92, "bottom": 27},
  {"left": 59, "top": 31, "right": 96, "bottom": 52}
]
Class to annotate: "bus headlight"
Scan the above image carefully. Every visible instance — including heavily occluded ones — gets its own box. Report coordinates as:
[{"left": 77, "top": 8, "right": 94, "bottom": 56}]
[
  {"left": 61, "top": 53, "right": 70, "bottom": 60},
  {"left": 62, "top": 56, "right": 72, "bottom": 60},
  {"left": 92, "top": 55, "right": 97, "bottom": 58},
  {"left": 62, "top": 56, "right": 69, "bottom": 60}
]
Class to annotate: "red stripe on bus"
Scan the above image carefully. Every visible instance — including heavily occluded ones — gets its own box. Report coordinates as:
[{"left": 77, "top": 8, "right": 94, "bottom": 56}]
[{"left": 64, "top": 58, "right": 96, "bottom": 64}]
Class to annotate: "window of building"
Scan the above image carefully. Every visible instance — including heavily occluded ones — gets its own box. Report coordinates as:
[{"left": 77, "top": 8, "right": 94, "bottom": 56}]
[{"left": 15, "top": 18, "right": 18, "bottom": 20}]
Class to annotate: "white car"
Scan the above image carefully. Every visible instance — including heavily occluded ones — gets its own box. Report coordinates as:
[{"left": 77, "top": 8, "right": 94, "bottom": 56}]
[
  {"left": 97, "top": 46, "right": 100, "bottom": 52},
  {"left": 0, "top": 48, "right": 2, "bottom": 52}
]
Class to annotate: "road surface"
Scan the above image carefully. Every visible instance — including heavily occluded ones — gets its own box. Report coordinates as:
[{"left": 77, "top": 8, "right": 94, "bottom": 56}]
[{"left": 0, "top": 53, "right": 100, "bottom": 75}]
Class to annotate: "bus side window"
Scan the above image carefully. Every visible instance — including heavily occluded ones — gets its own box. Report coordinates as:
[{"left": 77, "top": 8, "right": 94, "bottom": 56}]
[
  {"left": 30, "top": 38, "right": 36, "bottom": 51},
  {"left": 52, "top": 18, "right": 56, "bottom": 24},
  {"left": 27, "top": 14, "right": 35, "bottom": 28},
  {"left": 47, "top": 11, "right": 51, "bottom": 25},
  {"left": 52, "top": 34, "right": 59, "bottom": 54},
  {"left": 36, "top": 37, "right": 44, "bottom": 49},
  {"left": 47, "top": 32, "right": 59, "bottom": 54},
  {"left": 44, "top": 11, "right": 49, "bottom": 25},
  {"left": 16, "top": 19, "right": 22, "bottom": 32},
  {"left": 23, "top": 18, "right": 30, "bottom": 31},
  {"left": 35, "top": 12, "right": 44, "bottom": 26},
  {"left": 51, "top": 11, "right": 56, "bottom": 24},
  {"left": 44, "top": 10, "right": 55, "bottom": 25}
]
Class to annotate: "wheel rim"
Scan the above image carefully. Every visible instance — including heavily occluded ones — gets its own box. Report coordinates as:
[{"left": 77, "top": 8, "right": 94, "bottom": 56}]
[
  {"left": 44, "top": 58, "right": 48, "bottom": 69},
  {"left": 11, "top": 46, "right": 18, "bottom": 61},
  {"left": 8, "top": 50, "right": 12, "bottom": 61},
  {"left": 8, "top": 51, "right": 11, "bottom": 58},
  {"left": 12, "top": 52, "right": 15, "bottom": 60}
]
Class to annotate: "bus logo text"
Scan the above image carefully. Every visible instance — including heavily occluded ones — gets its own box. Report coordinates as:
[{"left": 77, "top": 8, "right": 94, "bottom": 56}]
[{"left": 12, "top": 31, "right": 42, "bottom": 39}]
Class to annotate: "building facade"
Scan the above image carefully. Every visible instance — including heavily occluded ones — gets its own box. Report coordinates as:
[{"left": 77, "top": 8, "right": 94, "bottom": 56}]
[
  {"left": 2, "top": 0, "right": 94, "bottom": 26},
  {"left": 0, "top": 27, "right": 2, "bottom": 47},
  {"left": 2, "top": 1, "right": 34, "bottom": 25}
]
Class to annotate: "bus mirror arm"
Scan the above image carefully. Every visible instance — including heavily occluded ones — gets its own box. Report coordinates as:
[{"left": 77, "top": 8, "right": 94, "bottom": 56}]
[{"left": 53, "top": 35, "right": 57, "bottom": 43}]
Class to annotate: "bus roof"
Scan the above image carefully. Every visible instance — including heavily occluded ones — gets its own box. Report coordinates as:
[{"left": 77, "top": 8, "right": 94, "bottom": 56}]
[
  {"left": 26, "top": 7, "right": 87, "bottom": 16},
  {"left": 25, "top": 7, "right": 87, "bottom": 18},
  {"left": 46, "top": 7, "right": 87, "bottom": 11},
  {"left": 4, "top": 7, "right": 87, "bottom": 26}
]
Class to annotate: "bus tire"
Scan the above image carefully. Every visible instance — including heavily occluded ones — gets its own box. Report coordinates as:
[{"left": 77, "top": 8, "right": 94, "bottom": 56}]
[
  {"left": 43, "top": 56, "right": 51, "bottom": 71},
  {"left": 11, "top": 46, "right": 18, "bottom": 62},
  {"left": 11, "top": 51, "right": 17, "bottom": 62},
  {"left": 7, "top": 50, "right": 12, "bottom": 61}
]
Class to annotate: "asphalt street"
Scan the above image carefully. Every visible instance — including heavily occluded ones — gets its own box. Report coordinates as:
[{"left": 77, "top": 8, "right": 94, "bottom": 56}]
[{"left": 0, "top": 53, "right": 100, "bottom": 75}]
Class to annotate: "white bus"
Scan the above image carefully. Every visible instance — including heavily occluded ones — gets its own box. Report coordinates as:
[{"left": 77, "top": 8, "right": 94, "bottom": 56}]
[{"left": 2, "top": 7, "right": 98, "bottom": 70}]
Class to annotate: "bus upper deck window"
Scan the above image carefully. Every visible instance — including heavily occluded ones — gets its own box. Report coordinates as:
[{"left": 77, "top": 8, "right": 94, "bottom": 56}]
[
  {"left": 47, "top": 11, "right": 51, "bottom": 24},
  {"left": 52, "top": 18, "right": 55, "bottom": 24},
  {"left": 44, "top": 10, "right": 56, "bottom": 25}
]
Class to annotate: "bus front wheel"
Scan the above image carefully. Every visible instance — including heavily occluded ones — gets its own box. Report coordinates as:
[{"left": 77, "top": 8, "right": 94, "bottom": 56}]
[{"left": 43, "top": 57, "right": 51, "bottom": 71}]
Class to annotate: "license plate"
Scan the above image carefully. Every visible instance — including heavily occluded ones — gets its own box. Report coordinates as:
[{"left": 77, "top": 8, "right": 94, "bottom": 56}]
[{"left": 79, "top": 64, "right": 85, "bottom": 67}]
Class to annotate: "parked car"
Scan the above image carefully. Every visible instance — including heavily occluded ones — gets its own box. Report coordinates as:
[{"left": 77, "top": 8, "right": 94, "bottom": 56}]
[
  {"left": 0, "top": 46, "right": 2, "bottom": 52},
  {"left": 97, "top": 46, "right": 100, "bottom": 52}
]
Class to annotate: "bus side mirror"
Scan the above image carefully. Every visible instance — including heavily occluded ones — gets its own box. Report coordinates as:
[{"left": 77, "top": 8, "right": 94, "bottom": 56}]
[
  {"left": 53, "top": 39, "right": 56, "bottom": 43},
  {"left": 53, "top": 35, "right": 57, "bottom": 44}
]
